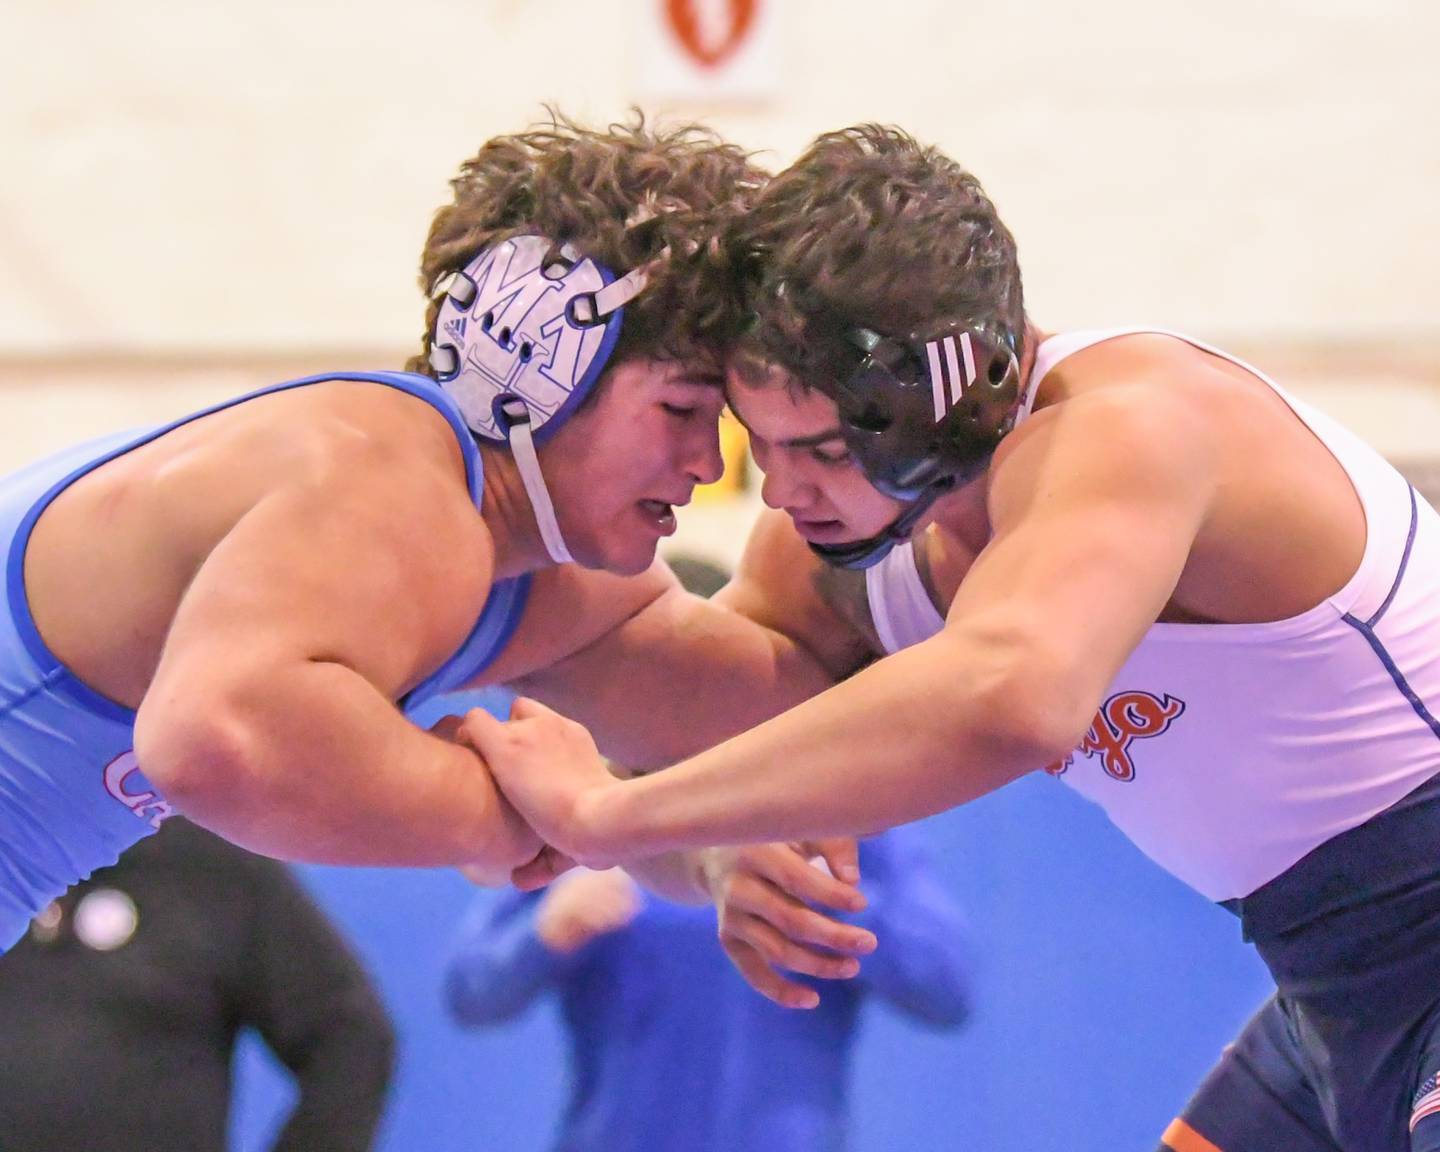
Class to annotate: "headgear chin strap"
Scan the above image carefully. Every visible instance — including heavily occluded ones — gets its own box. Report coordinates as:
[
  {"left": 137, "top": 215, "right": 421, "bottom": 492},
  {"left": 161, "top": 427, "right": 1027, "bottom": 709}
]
[
  {"left": 806, "top": 483, "right": 952, "bottom": 570},
  {"left": 429, "top": 234, "right": 648, "bottom": 564},
  {"left": 807, "top": 323, "right": 1023, "bottom": 570}
]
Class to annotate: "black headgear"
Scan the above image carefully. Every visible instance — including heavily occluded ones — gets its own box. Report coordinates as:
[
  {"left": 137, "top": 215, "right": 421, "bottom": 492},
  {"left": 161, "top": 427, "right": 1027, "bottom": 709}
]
[{"left": 808, "top": 323, "right": 1023, "bottom": 570}]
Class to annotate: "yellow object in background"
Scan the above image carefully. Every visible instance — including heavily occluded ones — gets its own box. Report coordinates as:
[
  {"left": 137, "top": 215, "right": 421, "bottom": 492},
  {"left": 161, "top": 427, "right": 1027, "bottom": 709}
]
[{"left": 693, "top": 410, "right": 750, "bottom": 504}]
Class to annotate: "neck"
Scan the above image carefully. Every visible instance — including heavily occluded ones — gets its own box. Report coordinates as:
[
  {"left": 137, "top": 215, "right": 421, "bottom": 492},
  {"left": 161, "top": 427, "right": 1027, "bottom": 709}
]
[
  {"left": 477, "top": 444, "right": 561, "bottom": 580},
  {"left": 927, "top": 476, "right": 990, "bottom": 549}
]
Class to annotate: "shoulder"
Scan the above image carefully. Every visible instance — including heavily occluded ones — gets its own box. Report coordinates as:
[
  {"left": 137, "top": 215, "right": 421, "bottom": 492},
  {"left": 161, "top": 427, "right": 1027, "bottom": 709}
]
[
  {"left": 225, "top": 384, "right": 497, "bottom": 660},
  {"left": 274, "top": 378, "right": 472, "bottom": 487},
  {"left": 1028, "top": 331, "right": 1261, "bottom": 441},
  {"left": 995, "top": 347, "right": 1227, "bottom": 501},
  {"left": 275, "top": 382, "right": 492, "bottom": 577},
  {"left": 971, "top": 355, "right": 1233, "bottom": 584}
]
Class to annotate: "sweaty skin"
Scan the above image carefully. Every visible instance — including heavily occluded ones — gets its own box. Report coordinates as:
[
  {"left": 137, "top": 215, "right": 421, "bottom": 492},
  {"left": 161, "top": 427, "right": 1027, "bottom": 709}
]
[
  {"left": 23, "top": 365, "right": 841, "bottom": 876},
  {"left": 467, "top": 330, "right": 1368, "bottom": 879}
]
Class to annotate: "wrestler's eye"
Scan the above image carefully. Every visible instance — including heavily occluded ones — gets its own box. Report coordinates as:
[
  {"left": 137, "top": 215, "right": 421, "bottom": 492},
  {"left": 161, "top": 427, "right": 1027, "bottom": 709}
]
[
  {"left": 662, "top": 403, "right": 698, "bottom": 419},
  {"left": 812, "top": 445, "right": 852, "bottom": 466}
]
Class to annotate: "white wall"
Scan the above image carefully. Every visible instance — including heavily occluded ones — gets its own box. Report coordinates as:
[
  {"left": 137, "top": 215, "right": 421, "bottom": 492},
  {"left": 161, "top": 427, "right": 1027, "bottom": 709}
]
[
  {"left": 3, "top": 1, "right": 1436, "bottom": 565},
  {"left": 2, "top": 0, "right": 1437, "bottom": 355}
]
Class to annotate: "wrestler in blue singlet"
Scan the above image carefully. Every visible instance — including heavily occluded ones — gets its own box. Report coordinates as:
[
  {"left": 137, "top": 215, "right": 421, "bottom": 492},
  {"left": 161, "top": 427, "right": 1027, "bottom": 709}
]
[{"left": 0, "top": 371, "right": 527, "bottom": 950}]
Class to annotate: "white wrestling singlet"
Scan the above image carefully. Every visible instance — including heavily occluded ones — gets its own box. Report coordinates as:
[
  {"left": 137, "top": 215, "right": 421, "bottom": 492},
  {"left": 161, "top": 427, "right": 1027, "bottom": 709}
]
[{"left": 866, "top": 329, "right": 1440, "bottom": 901}]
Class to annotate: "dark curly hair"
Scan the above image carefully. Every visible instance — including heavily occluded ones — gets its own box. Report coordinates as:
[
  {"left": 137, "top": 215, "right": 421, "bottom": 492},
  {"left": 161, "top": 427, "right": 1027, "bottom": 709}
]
[
  {"left": 729, "top": 124, "right": 1025, "bottom": 391},
  {"left": 406, "top": 111, "right": 766, "bottom": 376}
]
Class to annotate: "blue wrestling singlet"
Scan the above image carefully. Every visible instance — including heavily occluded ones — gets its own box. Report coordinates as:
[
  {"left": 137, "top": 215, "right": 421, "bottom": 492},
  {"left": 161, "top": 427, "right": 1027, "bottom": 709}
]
[{"left": 0, "top": 371, "right": 528, "bottom": 951}]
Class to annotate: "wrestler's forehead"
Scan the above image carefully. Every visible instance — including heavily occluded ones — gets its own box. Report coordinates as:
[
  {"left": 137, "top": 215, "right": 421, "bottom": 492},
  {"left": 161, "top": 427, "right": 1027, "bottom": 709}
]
[{"left": 725, "top": 371, "right": 840, "bottom": 444}]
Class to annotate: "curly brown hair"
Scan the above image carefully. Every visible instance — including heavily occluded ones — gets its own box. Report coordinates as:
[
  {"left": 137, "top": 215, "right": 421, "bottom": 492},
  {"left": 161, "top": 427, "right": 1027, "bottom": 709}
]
[
  {"left": 406, "top": 111, "right": 765, "bottom": 376},
  {"left": 729, "top": 124, "right": 1025, "bottom": 391}
]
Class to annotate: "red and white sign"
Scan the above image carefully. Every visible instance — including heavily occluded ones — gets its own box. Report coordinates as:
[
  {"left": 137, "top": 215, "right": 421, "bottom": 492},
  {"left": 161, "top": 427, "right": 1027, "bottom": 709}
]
[{"left": 635, "top": 0, "right": 779, "bottom": 102}]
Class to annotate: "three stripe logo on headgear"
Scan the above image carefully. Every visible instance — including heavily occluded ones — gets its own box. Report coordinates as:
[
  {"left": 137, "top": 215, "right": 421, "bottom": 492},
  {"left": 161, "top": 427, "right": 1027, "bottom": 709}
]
[{"left": 923, "top": 333, "right": 979, "bottom": 423}]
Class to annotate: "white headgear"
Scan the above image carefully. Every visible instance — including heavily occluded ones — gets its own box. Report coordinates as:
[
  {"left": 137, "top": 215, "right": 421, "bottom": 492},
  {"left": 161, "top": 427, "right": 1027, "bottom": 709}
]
[{"left": 430, "top": 235, "right": 650, "bottom": 563}]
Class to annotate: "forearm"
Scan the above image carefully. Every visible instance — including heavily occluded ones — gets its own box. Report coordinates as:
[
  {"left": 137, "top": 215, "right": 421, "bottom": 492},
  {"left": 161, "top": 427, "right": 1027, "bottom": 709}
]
[
  {"left": 623, "top": 852, "right": 710, "bottom": 905},
  {"left": 605, "top": 761, "right": 710, "bottom": 905},
  {"left": 445, "top": 902, "right": 564, "bottom": 1023},
  {"left": 518, "top": 589, "right": 835, "bottom": 772},
  {"left": 270, "top": 1008, "right": 394, "bottom": 1152},
  {"left": 135, "top": 660, "right": 535, "bottom": 867},
  {"left": 585, "top": 632, "right": 1071, "bottom": 860}
]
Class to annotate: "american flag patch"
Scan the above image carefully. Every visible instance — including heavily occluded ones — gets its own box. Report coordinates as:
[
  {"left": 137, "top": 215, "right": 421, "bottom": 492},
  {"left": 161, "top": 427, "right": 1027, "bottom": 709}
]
[{"left": 1411, "top": 1071, "right": 1440, "bottom": 1131}]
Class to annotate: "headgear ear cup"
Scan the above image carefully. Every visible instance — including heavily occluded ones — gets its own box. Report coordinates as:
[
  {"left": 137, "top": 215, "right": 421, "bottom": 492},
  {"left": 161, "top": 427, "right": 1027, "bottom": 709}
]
[
  {"left": 430, "top": 236, "right": 633, "bottom": 444},
  {"left": 809, "top": 325, "right": 1022, "bottom": 570},
  {"left": 429, "top": 235, "right": 649, "bottom": 563}
]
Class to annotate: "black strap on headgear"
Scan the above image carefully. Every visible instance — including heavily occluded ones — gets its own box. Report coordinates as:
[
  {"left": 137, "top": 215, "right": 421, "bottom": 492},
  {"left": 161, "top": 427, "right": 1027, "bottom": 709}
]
[{"left": 807, "top": 323, "right": 1023, "bottom": 570}]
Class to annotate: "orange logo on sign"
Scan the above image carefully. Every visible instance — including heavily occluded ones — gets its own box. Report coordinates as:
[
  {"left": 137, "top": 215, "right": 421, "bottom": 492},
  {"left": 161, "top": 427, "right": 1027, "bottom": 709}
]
[{"left": 664, "top": 0, "right": 759, "bottom": 68}]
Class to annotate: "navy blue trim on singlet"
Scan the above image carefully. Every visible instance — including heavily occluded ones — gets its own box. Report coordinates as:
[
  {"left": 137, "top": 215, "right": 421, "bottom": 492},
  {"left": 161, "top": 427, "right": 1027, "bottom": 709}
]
[
  {"left": 1366, "top": 484, "right": 1420, "bottom": 629},
  {"left": 5, "top": 371, "right": 527, "bottom": 723},
  {"left": 1343, "top": 622, "right": 1440, "bottom": 743},
  {"left": 1341, "top": 487, "right": 1440, "bottom": 744},
  {"left": 400, "top": 573, "right": 531, "bottom": 712}
]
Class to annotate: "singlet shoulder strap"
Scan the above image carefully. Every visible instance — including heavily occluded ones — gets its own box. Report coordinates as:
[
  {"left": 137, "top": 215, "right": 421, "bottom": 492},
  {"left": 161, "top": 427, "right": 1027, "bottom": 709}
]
[
  {"left": 1016, "top": 328, "right": 1156, "bottom": 424},
  {"left": 400, "top": 574, "right": 532, "bottom": 714},
  {"left": 313, "top": 371, "right": 486, "bottom": 508},
  {"left": 864, "top": 540, "right": 946, "bottom": 655}
]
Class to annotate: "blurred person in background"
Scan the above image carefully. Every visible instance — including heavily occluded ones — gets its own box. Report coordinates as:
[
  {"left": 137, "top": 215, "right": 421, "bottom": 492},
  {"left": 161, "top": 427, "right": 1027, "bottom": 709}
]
[
  {"left": 0, "top": 817, "right": 393, "bottom": 1152},
  {"left": 444, "top": 826, "right": 970, "bottom": 1152},
  {"left": 665, "top": 552, "right": 732, "bottom": 599}
]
